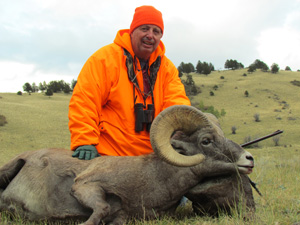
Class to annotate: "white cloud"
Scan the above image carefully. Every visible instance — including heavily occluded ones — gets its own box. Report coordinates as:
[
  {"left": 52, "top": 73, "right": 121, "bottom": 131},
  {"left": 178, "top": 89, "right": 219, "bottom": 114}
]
[
  {"left": 1, "top": 0, "right": 300, "bottom": 92},
  {"left": 257, "top": 27, "right": 300, "bottom": 70},
  {"left": 0, "top": 61, "right": 74, "bottom": 92},
  {"left": 257, "top": 4, "right": 300, "bottom": 70}
]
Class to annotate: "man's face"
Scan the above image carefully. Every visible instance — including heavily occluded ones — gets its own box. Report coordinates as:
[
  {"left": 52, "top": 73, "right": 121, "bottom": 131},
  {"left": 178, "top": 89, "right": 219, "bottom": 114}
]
[{"left": 130, "top": 24, "right": 163, "bottom": 60}]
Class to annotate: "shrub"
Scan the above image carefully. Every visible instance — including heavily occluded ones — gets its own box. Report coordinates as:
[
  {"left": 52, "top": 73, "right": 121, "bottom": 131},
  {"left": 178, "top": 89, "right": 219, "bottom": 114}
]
[
  {"left": 254, "top": 113, "right": 260, "bottom": 122},
  {"left": 0, "top": 114, "right": 8, "bottom": 126},
  {"left": 273, "top": 135, "right": 281, "bottom": 146},
  {"left": 220, "top": 76, "right": 225, "bottom": 79},
  {"left": 290, "top": 80, "right": 300, "bottom": 87},
  {"left": 244, "top": 136, "right": 251, "bottom": 145},
  {"left": 45, "top": 88, "right": 53, "bottom": 97},
  {"left": 17, "top": 91, "right": 22, "bottom": 95},
  {"left": 231, "top": 126, "right": 237, "bottom": 134},
  {"left": 197, "top": 101, "right": 226, "bottom": 118},
  {"left": 243, "top": 136, "right": 259, "bottom": 148},
  {"left": 182, "top": 74, "right": 201, "bottom": 96},
  {"left": 220, "top": 109, "right": 226, "bottom": 117},
  {"left": 210, "top": 91, "right": 215, "bottom": 96}
]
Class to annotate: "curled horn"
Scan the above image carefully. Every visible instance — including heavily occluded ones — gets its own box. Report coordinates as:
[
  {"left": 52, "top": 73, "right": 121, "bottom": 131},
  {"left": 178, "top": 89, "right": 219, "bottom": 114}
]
[{"left": 150, "top": 105, "right": 212, "bottom": 167}]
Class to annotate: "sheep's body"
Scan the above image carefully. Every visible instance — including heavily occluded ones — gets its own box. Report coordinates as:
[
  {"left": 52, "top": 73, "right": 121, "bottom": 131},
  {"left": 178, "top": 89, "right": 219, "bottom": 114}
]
[
  {"left": 0, "top": 147, "right": 246, "bottom": 224},
  {"left": 0, "top": 106, "right": 255, "bottom": 224}
]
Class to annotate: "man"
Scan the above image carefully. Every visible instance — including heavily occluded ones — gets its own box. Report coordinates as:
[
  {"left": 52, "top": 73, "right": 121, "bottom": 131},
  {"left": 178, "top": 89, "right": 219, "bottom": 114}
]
[{"left": 69, "top": 5, "right": 190, "bottom": 160}]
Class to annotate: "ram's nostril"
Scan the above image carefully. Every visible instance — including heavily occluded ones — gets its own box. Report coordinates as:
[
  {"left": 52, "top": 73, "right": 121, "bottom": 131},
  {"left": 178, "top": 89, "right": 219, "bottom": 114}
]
[{"left": 246, "top": 155, "right": 254, "bottom": 162}]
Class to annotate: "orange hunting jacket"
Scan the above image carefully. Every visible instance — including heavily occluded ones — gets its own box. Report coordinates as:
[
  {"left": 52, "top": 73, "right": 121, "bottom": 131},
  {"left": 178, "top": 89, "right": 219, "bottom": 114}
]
[{"left": 68, "top": 29, "right": 190, "bottom": 156}]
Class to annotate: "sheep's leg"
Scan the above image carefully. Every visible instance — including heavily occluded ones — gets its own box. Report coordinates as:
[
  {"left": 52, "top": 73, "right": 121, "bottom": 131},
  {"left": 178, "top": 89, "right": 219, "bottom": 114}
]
[
  {"left": 71, "top": 182, "right": 110, "bottom": 225},
  {"left": 109, "top": 208, "right": 128, "bottom": 225}
]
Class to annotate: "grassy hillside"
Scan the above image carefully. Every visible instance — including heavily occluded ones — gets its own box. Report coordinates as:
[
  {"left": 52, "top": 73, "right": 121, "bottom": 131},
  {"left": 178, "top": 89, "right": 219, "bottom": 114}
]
[
  {"left": 0, "top": 69, "right": 300, "bottom": 224},
  {"left": 186, "top": 69, "right": 300, "bottom": 148},
  {"left": 0, "top": 93, "right": 71, "bottom": 165}
]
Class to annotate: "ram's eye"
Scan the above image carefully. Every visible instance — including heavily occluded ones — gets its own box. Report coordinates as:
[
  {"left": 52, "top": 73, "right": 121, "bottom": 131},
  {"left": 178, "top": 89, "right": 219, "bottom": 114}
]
[{"left": 201, "top": 138, "right": 211, "bottom": 146}]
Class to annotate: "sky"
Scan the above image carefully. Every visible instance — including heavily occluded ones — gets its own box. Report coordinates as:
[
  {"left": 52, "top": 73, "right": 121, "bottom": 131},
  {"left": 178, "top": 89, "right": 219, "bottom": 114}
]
[{"left": 1, "top": 0, "right": 300, "bottom": 93}]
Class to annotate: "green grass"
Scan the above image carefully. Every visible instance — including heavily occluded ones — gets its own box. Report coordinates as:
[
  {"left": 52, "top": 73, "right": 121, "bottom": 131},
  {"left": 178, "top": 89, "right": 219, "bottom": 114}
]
[
  {"left": 188, "top": 69, "right": 300, "bottom": 148},
  {"left": 0, "top": 69, "right": 300, "bottom": 224},
  {"left": 0, "top": 93, "right": 71, "bottom": 165}
]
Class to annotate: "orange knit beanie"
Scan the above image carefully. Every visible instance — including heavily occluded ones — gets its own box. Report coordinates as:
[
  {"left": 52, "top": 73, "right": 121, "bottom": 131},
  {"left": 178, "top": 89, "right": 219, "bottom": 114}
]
[{"left": 129, "top": 5, "right": 164, "bottom": 34}]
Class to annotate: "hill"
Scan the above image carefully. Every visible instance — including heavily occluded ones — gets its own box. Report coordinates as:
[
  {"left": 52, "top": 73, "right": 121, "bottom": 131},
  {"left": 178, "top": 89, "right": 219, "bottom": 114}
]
[
  {"left": 0, "top": 93, "right": 71, "bottom": 165},
  {"left": 0, "top": 69, "right": 300, "bottom": 224},
  {"left": 0, "top": 69, "right": 299, "bottom": 165},
  {"left": 185, "top": 69, "right": 300, "bottom": 148}
]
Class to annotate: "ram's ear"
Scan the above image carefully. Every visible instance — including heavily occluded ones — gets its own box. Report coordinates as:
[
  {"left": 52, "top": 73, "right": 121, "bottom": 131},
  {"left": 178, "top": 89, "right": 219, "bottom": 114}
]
[
  {"left": 171, "top": 131, "right": 189, "bottom": 141},
  {"left": 171, "top": 139, "right": 198, "bottom": 156},
  {"left": 171, "top": 131, "right": 191, "bottom": 155},
  {"left": 171, "top": 139, "right": 186, "bottom": 155}
]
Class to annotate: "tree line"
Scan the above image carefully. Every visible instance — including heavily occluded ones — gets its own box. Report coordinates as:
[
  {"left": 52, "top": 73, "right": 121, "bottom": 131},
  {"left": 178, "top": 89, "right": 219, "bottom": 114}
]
[
  {"left": 178, "top": 61, "right": 215, "bottom": 76},
  {"left": 19, "top": 58, "right": 291, "bottom": 96},
  {"left": 21, "top": 79, "right": 77, "bottom": 96},
  {"left": 177, "top": 58, "right": 291, "bottom": 75},
  {"left": 247, "top": 59, "right": 281, "bottom": 74}
]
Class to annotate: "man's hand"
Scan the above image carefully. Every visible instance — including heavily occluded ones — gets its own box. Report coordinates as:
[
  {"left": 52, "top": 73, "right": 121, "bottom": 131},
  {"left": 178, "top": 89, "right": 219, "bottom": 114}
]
[{"left": 72, "top": 145, "right": 100, "bottom": 160}]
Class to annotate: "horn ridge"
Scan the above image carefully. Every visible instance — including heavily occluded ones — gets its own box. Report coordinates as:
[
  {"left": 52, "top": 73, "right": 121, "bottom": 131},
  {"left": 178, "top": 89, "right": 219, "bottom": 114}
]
[{"left": 150, "top": 105, "right": 210, "bottom": 167}]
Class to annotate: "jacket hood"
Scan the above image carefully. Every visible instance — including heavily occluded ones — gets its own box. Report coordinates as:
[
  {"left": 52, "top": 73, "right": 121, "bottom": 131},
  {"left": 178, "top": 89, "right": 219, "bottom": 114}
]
[{"left": 114, "top": 29, "right": 165, "bottom": 65}]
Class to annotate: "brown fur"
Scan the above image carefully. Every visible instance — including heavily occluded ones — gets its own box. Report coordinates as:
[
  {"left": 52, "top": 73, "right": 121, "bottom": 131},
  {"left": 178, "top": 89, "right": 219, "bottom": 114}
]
[
  {"left": 0, "top": 141, "right": 253, "bottom": 224},
  {"left": 0, "top": 110, "right": 255, "bottom": 224}
]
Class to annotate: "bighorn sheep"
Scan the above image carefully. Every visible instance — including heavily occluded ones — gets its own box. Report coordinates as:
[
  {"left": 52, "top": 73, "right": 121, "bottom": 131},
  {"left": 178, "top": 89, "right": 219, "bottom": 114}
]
[{"left": 0, "top": 105, "right": 254, "bottom": 225}]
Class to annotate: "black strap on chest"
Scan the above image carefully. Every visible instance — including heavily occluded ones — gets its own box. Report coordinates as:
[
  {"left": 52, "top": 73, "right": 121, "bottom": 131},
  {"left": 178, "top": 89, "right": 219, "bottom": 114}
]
[{"left": 123, "top": 49, "right": 161, "bottom": 105}]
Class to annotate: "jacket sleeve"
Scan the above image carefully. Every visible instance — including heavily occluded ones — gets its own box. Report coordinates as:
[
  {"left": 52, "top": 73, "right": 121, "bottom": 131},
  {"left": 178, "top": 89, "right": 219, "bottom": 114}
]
[
  {"left": 68, "top": 54, "right": 111, "bottom": 150},
  {"left": 161, "top": 59, "right": 191, "bottom": 109}
]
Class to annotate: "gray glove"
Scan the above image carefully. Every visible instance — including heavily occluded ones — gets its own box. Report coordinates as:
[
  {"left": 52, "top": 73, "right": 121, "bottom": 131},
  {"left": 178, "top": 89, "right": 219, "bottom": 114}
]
[{"left": 72, "top": 145, "right": 100, "bottom": 160}]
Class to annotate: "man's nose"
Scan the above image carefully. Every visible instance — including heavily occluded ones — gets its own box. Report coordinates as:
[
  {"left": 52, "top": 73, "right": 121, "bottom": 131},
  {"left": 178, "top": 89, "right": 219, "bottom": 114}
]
[{"left": 145, "top": 30, "right": 154, "bottom": 38}]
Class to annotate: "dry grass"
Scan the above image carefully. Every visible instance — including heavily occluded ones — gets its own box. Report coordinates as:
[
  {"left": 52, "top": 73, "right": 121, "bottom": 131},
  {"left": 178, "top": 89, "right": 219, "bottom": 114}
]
[
  {"left": 188, "top": 69, "right": 300, "bottom": 148},
  {"left": 0, "top": 69, "right": 300, "bottom": 224},
  {"left": 0, "top": 93, "right": 71, "bottom": 165}
]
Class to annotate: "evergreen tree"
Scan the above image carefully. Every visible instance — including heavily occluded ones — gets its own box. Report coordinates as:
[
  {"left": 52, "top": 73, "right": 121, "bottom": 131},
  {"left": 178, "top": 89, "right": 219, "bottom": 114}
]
[
  {"left": 63, "top": 83, "right": 71, "bottom": 94},
  {"left": 48, "top": 81, "right": 62, "bottom": 92},
  {"left": 71, "top": 79, "right": 77, "bottom": 90},
  {"left": 45, "top": 88, "right": 53, "bottom": 97},
  {"left": 250, "top": 59, "right": 269, "bottom": 72},
  {"left": 178, "top": 62, "right": 195, "bottom": 73},
  {"left": 247, "top": 64, "right": 256, "bottom": 73},
  {"left": 196, "top": 60, "right": 214, "bottom": 75},
  {"left": 32, "top": 82, "right": 39, "bottom": 93},
  {"left": 271, "top": 63, "right": 280, "bottom": 74},
  {"left": 202, "top": 62, "right": 211, "bottom": 75},
  {"left": 209, "top": 62, "right": 215, "bottom": 71},
  {"left": 178, "top": 62, "right": 185, "bottom": 73},
  {"left": 39, "top": 81, "right": 47, "bottom": 92},
  {"left": 196, "top": 60, "right": 203, "bottom": 73},
  {"left": 224, "top": 59, "right": 243, "bottom": 70},
  {"left": 186, "top": 63, "right": 195, "bottom": 73},
  {"left": 23, "top": 82, "right": 33, "bottom": 94},
  {"left": 285, "top": 66, "right": 291, "bottom": 71},
  {"left": 177, "top": 67, "right": 183, "bottom": 77}
]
